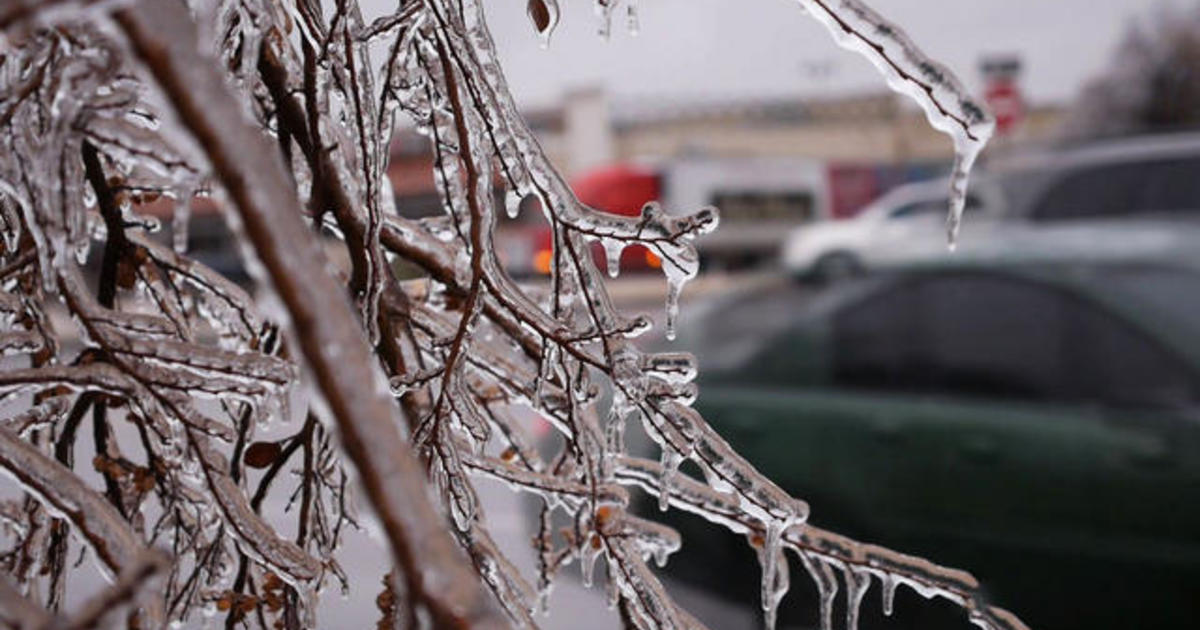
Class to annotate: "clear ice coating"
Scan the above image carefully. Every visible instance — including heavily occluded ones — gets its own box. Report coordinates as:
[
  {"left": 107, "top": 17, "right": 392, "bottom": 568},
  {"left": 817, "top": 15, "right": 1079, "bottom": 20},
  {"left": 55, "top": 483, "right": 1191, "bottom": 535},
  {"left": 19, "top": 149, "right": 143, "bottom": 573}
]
[
  {"left": 793, "top": 0, "right": 995, "bottom": 248},
  {"left": 0, "top": 1, "right": 1023, "bottom": 629}
]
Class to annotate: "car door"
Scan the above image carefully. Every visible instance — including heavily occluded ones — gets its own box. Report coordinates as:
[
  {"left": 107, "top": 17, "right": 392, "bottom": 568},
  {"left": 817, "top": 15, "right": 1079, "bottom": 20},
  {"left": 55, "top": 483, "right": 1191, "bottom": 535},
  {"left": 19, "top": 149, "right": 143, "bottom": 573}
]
[
  {"left": 701, "top": 273, "right": 1069, "bottom": 539},
  {"left": 698, "top": 270, "right": 1200, "bottom": 628}
]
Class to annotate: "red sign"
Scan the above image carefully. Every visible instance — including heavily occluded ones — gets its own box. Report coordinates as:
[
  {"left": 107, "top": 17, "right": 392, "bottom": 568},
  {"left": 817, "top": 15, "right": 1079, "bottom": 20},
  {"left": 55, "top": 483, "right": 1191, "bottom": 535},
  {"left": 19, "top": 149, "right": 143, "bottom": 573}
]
[{"left": 986, "top": 80, "right": 1024, "bottom": 135}]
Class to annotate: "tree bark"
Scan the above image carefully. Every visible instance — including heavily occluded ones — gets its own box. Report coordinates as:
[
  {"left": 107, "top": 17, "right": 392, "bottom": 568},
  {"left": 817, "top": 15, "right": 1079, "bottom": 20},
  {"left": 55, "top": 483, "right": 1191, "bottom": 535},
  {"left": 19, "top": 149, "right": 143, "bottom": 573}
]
[{"left": 113, "top": 3, "right": 506, "bottom": 628}]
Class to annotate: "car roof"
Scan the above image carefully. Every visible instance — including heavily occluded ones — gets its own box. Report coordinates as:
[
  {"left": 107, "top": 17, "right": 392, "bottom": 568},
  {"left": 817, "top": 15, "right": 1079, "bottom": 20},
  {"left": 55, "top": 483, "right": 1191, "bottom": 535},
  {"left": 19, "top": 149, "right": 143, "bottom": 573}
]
[
  {"left": 885, "top": 259, "right": 1200, "bottom": 363},
  {"left": 690, "top": 255, "right": 1200, "bottom": 377},
  {"left": 974, "top": 132, "right": 1200, "bottom": 219},
  {"left": 989, "top": 131, "right": 1200, "bottom": 174},
  {"left": 865, "top": 132, "right": 1200, "bottom": 222},
  {"left": 875, "top": 214, "right": 1200, "bottom": 269}
]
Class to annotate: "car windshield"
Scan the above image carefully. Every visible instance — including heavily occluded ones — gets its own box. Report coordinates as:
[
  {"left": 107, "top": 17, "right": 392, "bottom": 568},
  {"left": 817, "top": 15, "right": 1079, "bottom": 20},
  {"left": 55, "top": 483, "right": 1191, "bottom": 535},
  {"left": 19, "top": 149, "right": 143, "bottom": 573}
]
[
  {"left": 694, "top": 264, "right": 1200, "bottom": 404},
  {"left": 681, "top": 280, "right": 839, "bottom": 373},
  {"left": 1034, "top": 157, "right": 1200, "bottom": 220},
  {"left": 991, "top": 166, "right": 1057, "bottom": 218},
  {"left": 818, "top": 265, "right": 1200, "bottom": 408}
]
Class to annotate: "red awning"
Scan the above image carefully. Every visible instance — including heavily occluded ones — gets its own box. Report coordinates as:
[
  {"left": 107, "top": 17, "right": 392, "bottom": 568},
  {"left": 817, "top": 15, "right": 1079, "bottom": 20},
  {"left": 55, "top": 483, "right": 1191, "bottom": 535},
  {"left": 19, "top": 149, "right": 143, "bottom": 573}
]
[{"left": 571, "top": 165, "right": 659, "bottom": 217}]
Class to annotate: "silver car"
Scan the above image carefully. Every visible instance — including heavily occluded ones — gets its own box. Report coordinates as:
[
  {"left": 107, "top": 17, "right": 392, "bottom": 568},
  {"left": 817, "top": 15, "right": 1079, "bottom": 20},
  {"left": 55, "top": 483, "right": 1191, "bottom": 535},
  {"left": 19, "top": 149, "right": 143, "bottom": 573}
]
[{"left": 782, "top": 131, "right": 1200, "bottom": 280}]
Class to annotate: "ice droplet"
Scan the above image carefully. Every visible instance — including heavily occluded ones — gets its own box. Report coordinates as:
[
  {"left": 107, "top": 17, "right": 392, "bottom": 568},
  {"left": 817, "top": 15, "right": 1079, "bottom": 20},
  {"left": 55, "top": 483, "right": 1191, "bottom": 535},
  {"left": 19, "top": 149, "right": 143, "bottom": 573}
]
[{"left": 505, "top": 189, "right": 524, "bottom": 219}]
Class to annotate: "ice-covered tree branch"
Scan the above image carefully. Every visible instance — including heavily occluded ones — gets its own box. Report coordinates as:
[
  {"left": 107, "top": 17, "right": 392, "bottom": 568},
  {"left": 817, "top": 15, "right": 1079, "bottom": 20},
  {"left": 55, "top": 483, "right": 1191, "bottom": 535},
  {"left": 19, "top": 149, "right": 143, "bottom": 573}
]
[
  {"left": 111, "top": 2, "right": 506, "bottom": 627},
  {"left": 0, "top": 0, "right": 1015, "bottom": 628}
]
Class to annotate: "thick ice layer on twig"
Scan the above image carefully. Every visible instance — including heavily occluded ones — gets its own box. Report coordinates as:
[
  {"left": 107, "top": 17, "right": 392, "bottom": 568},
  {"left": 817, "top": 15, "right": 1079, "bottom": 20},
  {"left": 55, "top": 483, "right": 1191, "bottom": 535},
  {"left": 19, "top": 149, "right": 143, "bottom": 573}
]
[{"left": 795, "top": 0, "right": 994, "bottom": 246}]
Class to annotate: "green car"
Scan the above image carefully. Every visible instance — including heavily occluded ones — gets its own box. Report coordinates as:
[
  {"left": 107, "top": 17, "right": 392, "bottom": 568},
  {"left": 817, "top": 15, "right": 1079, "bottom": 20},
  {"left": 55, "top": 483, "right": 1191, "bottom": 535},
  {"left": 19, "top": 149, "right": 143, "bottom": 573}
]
[{"left": 658, "top": 256, "right": 1200, "bottom": 630}]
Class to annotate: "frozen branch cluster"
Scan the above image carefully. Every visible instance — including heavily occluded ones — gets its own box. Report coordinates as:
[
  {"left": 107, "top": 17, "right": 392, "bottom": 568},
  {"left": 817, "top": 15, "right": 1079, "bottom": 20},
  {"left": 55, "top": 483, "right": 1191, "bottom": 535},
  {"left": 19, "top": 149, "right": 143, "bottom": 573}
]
[{"left": 0, "top": 1, "right": 1009, "bottom": 629}]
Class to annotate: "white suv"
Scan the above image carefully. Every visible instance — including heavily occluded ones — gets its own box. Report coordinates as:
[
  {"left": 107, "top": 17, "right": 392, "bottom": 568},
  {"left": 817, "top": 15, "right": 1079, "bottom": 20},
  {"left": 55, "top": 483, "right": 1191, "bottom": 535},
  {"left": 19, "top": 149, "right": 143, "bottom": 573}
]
[
  {"left": 783, "top": 132, "right": 1200, "bottom": 281},
  {"left": 781, "top": 178, "right": 1003, "bottom": 280}
]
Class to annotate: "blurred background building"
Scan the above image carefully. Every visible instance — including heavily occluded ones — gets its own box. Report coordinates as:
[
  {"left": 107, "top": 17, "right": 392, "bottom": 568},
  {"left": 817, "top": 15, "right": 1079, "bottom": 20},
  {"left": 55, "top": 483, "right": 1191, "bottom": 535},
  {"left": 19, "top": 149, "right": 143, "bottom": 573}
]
[{"left": 387, "top": 66, "right": 1067, "bottom": 272}]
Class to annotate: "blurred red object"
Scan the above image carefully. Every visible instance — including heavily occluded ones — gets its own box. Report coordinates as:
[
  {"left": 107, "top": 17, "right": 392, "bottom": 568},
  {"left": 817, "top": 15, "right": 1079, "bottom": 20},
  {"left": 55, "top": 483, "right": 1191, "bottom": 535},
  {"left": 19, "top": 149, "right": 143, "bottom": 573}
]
[
  {"left": 986, "top": 80, "right": 1024, "bottom": 135},
  {"left": 572, "top": 165, "right": 660, "bottom": 216},
  {"left": 531, "top": 164, "right": 662, "bottom": 275}
]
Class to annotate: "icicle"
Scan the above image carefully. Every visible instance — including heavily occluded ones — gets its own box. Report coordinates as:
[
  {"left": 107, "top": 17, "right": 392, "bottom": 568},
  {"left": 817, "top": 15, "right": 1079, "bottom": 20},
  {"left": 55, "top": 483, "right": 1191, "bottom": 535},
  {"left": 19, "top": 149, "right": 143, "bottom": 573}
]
[
  {"left": 605, "top": 559, "right": 620, "bottom": 608},
  {"left": 792, "top": 0, "right": 994, "bottom": 249},
  {"left": 626, "top": 1, "right": 640, "bottom": 37},
  {"left": 946, "top": 140, "right": 985, "bottom": 248},
  {"left": 594, "top": 0, "right": 615, "bottom": 39},
  {"left": 757, "top": 522, "right": 787, "bottom": 630},
  {"left": 657, "top": 449, "right": 681, "bottom": 512},
  {"left": 605, "top": 408, "right": 626, "bottom": 455},
  {"left": 534, "top": 342, "right": 560, "bottom": 406},
  {"left": 527, "top": 0, "right": 561, "bottom": 47},
  {"left": 172, "top": 190, "right": 192, "bottom": 254},
  {"left": 652, "top": 544, "right": 669, "bottom": 568},
  {"left": 799, "top": 552, "right": 839, "bottom": 630},
  {"left": 602, "top": 238, "right": 624, "bottom": 278},
  {"left": 844, "top": 566, "right": 872, "bottom": 630},
  {"left": 605, "top": 389, "right": 629, "bottom": 454},
  {"left": 881, "top": 573, "right": 897, "bottom": 616},
  {"left": 580, "top": 536, "right": 601, "bottom": 587},
  {"left": 663, "top": 277, "right": 681, "bottom": 341}
]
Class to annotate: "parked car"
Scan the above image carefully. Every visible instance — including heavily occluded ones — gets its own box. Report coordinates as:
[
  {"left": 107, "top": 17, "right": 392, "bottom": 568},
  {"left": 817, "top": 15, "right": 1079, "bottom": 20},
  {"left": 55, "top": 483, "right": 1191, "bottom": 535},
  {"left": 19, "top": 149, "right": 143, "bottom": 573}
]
[
  {"left": 782, "top": 131, "right": 1200, "bottom": 280},
  {"left": 780, "top": 177, "right": 1001, "bottom": 280},
  {"left": 654, "top": 250, "right": 1200, "bottom": 630}
]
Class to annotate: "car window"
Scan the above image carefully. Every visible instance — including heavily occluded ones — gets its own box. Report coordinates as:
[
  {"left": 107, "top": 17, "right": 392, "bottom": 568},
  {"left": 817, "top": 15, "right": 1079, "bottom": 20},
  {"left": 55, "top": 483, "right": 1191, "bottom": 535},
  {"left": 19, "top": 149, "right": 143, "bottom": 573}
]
[
  {"left": 687, "top": 282, "right": 823, "bottom": 374},
  {"left": 1072, "top": 301, "right": 1196, "bottom": 408},
  {"left": 1101, "top": 266, "right": 1200, "bottom": 337},
  {"left": 828, "top": 272, "right": 1195, "bottom": 408},
  {"left": 710, "top": 191, "right": 816, "bottom": 222},
  {"left": 832, "top": 274, "right": 1064, "bottom": 399},
  {"left": 184, "top": 214, "right": 249, "bottom": 282},
  {"left": 888, "top": 194, "right": 980, "bottom": 220},
  {"left": 1031, "top": 157, "right": 1200, "bottom": 221}
]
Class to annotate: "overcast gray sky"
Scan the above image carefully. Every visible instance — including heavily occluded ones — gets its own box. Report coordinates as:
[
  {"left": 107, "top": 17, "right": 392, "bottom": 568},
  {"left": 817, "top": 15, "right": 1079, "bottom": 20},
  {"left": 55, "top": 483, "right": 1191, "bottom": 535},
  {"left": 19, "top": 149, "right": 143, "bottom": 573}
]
[{"left": 415, "top": 0, "right": 1195, "bottom": 110}]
